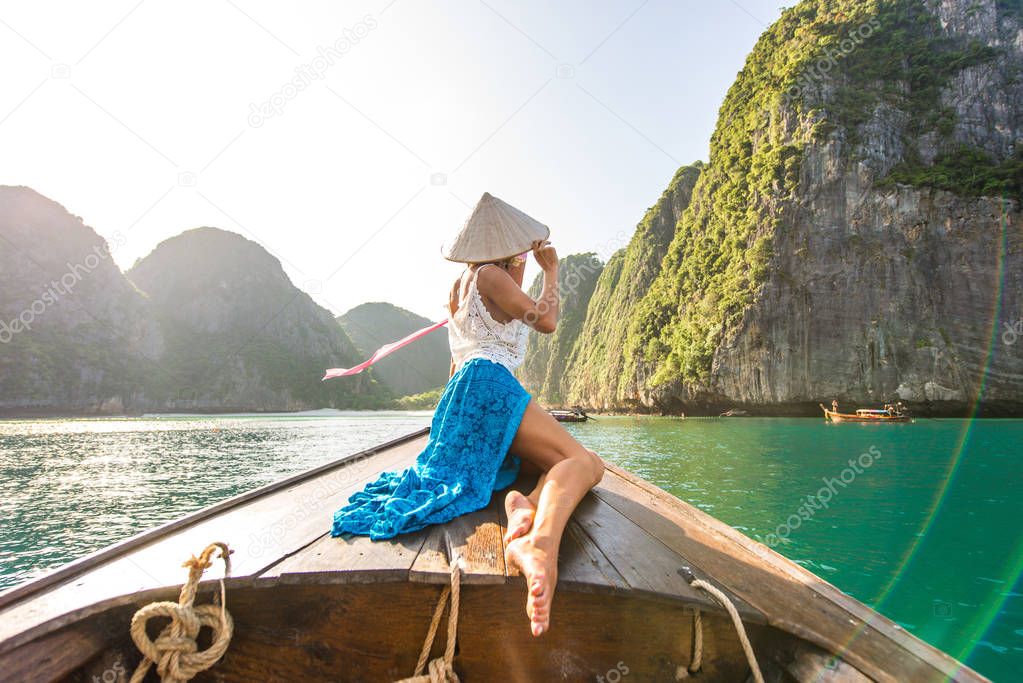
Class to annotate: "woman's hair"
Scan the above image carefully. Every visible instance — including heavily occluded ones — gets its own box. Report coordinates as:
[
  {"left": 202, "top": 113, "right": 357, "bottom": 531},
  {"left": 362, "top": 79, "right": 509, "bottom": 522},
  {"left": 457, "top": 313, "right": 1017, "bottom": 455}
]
[{"left": 475, "top": 255, "right": 523, "bottom": 270}]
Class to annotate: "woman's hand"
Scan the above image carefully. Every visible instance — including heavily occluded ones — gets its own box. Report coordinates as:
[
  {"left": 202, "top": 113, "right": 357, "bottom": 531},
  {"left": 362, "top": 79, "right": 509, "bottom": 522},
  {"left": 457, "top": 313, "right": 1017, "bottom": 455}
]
[{"left": 532, "top": 240, "right": 558, "bottom": 272}]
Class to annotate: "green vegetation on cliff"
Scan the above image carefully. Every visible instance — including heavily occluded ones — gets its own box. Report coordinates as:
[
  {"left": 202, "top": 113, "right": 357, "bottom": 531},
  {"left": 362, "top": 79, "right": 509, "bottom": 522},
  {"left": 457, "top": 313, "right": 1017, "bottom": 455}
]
[
  {"left": 562, "top": 163, "right": 703, "bottom": 406},
  {"left": 883, "top": 148, "right": 1023, "bottom": 200},
  {"left": 820, "top": 1, "right": 999, "bottom": 134},
  {"left": 625, "top": 2, "right": 828, "bottom": 388},
  {"left": 391, "top": 386, "right": 444, "bottom": 410}
]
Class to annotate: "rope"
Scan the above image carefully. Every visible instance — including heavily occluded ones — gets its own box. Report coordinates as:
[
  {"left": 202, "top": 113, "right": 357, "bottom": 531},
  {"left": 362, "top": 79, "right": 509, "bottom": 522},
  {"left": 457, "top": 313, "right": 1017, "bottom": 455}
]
[
  {"left": 395, "top": 562, "right": 462, "bottom": 683},
  {"left": 129, "top": 542, "right": 234, "bottom": 683},
  {"left": 676, "top": 608, "right": 704, "bottom": 677},
  {"left": 676, "top": 567, "right": 763, "bottom": 683}
]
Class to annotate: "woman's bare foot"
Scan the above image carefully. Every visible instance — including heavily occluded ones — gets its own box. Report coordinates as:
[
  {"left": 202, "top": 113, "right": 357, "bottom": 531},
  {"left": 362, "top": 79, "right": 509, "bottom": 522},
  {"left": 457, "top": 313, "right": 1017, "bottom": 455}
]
[
  {"left": 505, "top": 535, "right": 558, "bottom": 636},
  {"left": 504, "top": 489, "right": 536, "bottom": 544}
]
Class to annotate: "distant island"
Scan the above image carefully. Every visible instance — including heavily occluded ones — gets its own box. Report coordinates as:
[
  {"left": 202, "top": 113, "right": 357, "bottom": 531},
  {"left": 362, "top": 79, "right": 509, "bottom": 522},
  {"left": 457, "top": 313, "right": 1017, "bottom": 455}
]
[
  {"left": 2, "top": 0, "right": 1021, "bottom": 417},
  {"left": 0, "top": 188, "right": 444, "bottom": 416}
]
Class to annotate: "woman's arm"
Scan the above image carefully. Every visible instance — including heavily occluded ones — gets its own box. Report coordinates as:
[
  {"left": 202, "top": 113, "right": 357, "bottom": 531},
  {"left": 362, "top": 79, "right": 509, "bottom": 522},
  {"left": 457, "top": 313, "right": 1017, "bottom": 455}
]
[{"left": 477, "top": 240, "right": 559, "bottom": 333}]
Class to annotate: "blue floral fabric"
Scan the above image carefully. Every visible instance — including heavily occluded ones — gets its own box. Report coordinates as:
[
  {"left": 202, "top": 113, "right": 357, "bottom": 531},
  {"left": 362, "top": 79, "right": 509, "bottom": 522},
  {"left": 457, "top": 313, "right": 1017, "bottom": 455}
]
[{"left": 331, "top": 358, "right": 531, "bottom": 540}]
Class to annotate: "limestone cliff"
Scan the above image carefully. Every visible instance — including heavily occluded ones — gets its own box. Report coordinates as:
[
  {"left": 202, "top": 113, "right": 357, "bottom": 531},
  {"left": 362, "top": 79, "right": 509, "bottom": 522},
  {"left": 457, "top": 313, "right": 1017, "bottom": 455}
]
[
  {"left": 661, "top": 0, "right": 1021, "bottom": 415},
  {"left": 0, "top": 187, "right": 161, "bottom": 414},
  {"left": 552, "top": 0, "right": 1022, "bottom": 415}
]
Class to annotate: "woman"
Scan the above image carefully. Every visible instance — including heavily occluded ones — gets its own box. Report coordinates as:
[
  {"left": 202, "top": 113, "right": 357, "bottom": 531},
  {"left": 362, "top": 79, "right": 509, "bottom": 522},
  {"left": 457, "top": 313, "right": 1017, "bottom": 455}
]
[{"left": 332, "top": 192, "right": 605, "bottom": 637}]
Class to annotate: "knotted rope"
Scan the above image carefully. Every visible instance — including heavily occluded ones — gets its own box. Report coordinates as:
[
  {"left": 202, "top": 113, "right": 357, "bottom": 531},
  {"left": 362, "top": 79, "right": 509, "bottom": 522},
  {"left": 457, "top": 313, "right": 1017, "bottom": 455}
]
[
  {"left": 129, "top": 542, "right": 234, "bottom": 683},
  {"left": 394, "top": 562, "right": 462, "bottom": 683},
  {"left": 675, "top": 567, "right": 763, "bottom": 683}
]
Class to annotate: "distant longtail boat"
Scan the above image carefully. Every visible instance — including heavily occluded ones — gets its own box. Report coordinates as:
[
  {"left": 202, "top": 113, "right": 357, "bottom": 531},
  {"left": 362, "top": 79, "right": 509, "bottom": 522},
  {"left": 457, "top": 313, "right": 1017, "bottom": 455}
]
[{"left": 820, "top": 404, "right": 912, "bottom": 423}]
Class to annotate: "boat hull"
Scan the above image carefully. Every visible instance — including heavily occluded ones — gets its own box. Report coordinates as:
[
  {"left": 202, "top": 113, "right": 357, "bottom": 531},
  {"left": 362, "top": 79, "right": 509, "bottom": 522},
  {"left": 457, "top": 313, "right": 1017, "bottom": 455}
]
[
  {"left": 822, "top": 407, "right": 911, "bottom": 423},
  {"left": 548, "top": 410, "right": 589, "bottom": 423},
  {"left": 18, "top": 582, "right": 764, "bottom": 683}
]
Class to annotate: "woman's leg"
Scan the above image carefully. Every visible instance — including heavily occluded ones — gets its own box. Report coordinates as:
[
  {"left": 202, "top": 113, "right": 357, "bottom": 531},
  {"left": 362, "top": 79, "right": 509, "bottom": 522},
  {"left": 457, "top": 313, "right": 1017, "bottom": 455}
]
[{"left": 503, "top": 399, "right": 604, "bottom": 636}]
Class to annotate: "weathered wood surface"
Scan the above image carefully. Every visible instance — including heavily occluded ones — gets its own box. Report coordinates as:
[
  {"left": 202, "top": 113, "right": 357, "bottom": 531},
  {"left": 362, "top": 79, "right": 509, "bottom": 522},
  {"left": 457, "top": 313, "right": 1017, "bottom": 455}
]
[
  {"left": 264, "top": 530, "right": 430, "bottom": 583},
  {"left": 570, "top": 489, "right": 764, "bottom": 621},
  {"left": 177, "top": 583, "right": 762, "bottom": 683},
  {"left": 408, "top": 494, "right": 508, "bottom": 584},
  {"left": 594, "top": 462, "right": 988, "bottom": 683}
]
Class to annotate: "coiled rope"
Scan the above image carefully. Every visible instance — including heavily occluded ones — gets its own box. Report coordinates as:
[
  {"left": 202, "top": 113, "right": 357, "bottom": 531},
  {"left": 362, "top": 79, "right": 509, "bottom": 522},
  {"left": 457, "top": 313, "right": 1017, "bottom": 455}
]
[
  {"left": 675, "top": 566, "right": 763, "bottom": 683},
  {"left": 129, "top": 542, "right": 234, "bottom": 683},
  {"left": 395, "top": 561, "right": 463, "bottom": 683}
]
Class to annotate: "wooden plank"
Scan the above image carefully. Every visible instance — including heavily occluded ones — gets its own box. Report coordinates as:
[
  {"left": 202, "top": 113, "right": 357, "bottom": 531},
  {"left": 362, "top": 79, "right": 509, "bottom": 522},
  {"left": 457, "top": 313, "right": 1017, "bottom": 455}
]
[
  {"left": 445, "top": 497, "right": 507, "bottom": 581},
  {"left": 556, "top": 519, "right": 630, "bottom": 592},
  {"left": 593, "top": 463, "right": 986, "bottom": 683},
  {"left": 409, "top": 494, "right": 506, "bottom": 585},
  {"left": 262, "top": 528, "right": 430, "bottom": 583},
  {"left": 0, "top": 431, "right": 430, "bottom": 655},
  {"left": 408, "top": 525, "right": 449, "bottom": 583},
  {"left": 570, "top": 493, "right": 764, "bottom": 622}
]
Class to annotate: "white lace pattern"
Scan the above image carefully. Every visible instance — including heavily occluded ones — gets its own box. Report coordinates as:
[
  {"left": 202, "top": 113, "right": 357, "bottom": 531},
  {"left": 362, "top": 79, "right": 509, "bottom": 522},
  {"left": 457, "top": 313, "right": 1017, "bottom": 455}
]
[{"left": 448, "top": 265, "right": 530, "bottom": 373}]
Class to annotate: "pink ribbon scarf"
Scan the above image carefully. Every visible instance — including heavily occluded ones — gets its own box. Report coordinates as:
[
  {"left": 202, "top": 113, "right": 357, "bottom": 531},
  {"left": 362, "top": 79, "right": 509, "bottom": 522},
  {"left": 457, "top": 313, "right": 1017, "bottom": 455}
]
[{"left": 323, "top": 319, "right": 449, "bottom": 380}]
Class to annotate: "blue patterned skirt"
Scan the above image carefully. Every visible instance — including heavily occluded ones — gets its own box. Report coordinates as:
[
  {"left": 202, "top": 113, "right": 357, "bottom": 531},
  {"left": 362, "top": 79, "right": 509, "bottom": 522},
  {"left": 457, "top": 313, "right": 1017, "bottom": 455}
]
[{"left": 331, "top": 357, "right": 531, "bottom": 540}]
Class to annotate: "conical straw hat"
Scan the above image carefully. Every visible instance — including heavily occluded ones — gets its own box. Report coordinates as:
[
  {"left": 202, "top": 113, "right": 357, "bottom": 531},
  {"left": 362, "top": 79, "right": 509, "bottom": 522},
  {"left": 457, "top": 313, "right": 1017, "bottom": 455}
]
[{"left": 442, "top": 192, "right": 550, "bottom": 263}]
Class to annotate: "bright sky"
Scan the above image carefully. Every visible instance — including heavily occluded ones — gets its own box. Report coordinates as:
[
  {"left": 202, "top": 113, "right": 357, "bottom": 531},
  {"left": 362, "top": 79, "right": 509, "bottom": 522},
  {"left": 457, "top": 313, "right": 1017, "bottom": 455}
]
[{"left": 0, "top": 0, "right": 782, "bottom": 320}]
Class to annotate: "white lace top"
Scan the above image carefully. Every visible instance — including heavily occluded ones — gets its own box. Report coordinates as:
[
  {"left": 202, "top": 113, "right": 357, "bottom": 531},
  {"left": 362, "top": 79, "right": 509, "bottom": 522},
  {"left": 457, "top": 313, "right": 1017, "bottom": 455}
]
[{"left": 448, "top": 264, "right": 530, "bottom": 373}]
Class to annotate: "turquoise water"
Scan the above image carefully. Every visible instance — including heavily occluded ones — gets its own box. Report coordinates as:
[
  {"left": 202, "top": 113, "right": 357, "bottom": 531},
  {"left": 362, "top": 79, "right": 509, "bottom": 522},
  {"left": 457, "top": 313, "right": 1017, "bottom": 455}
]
[
  {"left": 1, "top": 414, "right": 1019, "bottom": 680},
  {"left": 0, "top": 412, "right": 433, "bottom": 590},
  {"left": 565, "top": 417, "right": 1022, "bottom": 682}
]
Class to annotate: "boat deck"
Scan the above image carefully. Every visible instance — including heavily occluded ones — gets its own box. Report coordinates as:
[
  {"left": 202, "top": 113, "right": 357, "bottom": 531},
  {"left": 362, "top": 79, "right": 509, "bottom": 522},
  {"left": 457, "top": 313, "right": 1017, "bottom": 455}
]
[{"left": 0, "top": 427, "right": 986, "bottom": 682}]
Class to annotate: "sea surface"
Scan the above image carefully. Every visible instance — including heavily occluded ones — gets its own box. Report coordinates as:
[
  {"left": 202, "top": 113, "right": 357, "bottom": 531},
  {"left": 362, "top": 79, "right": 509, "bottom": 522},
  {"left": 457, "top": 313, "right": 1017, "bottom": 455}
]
[{"left": 1, "top": 413, "right": 1019, "bottom": 681}]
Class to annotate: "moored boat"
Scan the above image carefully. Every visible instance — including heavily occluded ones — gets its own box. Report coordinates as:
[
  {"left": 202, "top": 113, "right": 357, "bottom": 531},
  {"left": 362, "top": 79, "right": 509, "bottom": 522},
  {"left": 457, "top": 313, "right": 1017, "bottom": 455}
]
[
  {"left": 547, "top": 407, "right": 591, "bottom": 423},
  {"left": 0, "top": 427, "right": 983, "bottom": 682},
  {"left": 821, "top": 404, "right": 912, "bottom": 423}
]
